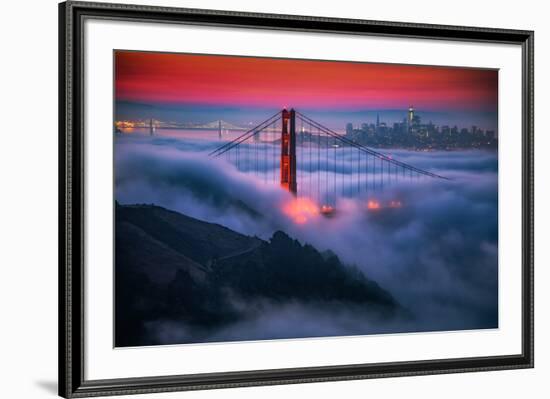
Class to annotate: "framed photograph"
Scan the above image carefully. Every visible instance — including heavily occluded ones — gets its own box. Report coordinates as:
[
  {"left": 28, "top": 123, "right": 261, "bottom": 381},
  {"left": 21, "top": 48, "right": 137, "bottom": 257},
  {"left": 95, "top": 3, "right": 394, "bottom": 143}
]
[{"left": 59, "top": 1, "right": 534, "bottom": 397}]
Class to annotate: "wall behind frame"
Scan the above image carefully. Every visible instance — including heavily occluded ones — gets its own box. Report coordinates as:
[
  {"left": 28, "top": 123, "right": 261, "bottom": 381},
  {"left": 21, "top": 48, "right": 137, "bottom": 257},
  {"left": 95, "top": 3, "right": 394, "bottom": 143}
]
[{"left": 0, "top": 0, "right": 545, "bottom": 398}]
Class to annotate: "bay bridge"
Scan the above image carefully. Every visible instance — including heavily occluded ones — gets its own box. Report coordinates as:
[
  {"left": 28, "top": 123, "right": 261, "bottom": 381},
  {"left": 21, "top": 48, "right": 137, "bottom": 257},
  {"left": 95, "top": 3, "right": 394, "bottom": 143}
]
[{"left": 209, "top": 109, "right": 447, "bottom": 214}]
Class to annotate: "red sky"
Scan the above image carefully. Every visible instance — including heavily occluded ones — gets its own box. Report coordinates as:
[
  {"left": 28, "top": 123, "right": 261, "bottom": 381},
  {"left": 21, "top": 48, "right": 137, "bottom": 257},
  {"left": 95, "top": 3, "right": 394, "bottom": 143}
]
[{"left": 115, "top": 51, "right": 497, "bottom": 112}]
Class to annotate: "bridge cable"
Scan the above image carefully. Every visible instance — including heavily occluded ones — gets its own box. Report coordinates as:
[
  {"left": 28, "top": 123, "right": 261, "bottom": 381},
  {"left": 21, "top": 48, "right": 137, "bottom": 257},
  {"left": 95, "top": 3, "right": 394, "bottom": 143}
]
[
  {"left": 209, "top": 111, "right": 280, "bottom": 157},
  {"left": 296, "top": 111, "right": 448, "bottom": 180}
]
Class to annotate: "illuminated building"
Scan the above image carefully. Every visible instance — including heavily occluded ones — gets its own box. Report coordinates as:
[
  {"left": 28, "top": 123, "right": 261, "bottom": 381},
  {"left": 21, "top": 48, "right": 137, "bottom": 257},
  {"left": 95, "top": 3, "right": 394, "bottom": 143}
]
[{"left": 407, "top": 105, "right": 414, "bottom": 133}]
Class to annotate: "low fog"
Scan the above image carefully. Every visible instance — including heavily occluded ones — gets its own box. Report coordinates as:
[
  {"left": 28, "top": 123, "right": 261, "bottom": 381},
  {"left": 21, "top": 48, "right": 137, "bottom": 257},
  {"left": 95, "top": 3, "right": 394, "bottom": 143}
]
[{"left": 115, "top": 133, "right": 498, "bottom": 342}]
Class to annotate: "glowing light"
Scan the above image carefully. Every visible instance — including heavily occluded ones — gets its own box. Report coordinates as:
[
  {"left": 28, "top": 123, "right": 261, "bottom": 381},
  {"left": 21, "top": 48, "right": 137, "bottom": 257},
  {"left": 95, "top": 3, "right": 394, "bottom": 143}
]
[
  {"left": 282, "top": 197, "right": 319, "bottom": 224},
  {"left": 367, "top": 200, "right": 381, "bottom": 210},
  {"left": 320, "top": 205, "right": 335, "bottom": 215},
  {"left": 389, "top": 200, "right": 402, "bottom": 208},
  {"left": 115, "top": 120, "right": 136, "bottom": 128}
]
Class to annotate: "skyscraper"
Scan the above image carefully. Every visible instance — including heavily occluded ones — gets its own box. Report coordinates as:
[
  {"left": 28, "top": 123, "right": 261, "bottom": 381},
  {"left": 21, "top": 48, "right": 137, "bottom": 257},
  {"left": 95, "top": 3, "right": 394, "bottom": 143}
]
[
  {"left": 346, "top": 122, "right": 354, "bottom": 138},
  {"left": 407, "top": 106, "right": 415, "bottom": 133}
]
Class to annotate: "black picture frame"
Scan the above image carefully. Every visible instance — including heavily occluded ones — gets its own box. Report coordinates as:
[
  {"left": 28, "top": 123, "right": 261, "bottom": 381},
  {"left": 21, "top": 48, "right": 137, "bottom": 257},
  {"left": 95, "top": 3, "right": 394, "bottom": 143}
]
[{"left": 59, "top": 1, "right": 534, "bottom": 397}]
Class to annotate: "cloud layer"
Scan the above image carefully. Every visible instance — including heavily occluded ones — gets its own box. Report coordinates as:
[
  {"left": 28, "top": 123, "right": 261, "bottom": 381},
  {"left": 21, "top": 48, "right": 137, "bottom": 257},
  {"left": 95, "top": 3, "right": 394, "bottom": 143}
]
[{"left": 115, "top": 133, "right": 498, "bottom": 342}]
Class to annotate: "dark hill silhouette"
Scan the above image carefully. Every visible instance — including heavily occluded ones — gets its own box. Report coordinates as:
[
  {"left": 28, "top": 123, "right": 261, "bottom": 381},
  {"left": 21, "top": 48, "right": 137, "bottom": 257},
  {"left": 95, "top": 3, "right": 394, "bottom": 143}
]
[{"left": 115, "top": 203, "right": 402, "bottom": 347}]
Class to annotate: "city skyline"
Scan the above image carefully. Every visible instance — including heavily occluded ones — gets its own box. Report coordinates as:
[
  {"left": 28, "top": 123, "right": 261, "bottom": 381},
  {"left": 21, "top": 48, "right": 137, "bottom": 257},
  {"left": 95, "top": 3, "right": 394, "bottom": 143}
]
[
  {"left": 115, "top": 106, "right": 497, "bottom": 132},
  {"left": 115, "top": 105, "right": 497, "bottom": 151}
]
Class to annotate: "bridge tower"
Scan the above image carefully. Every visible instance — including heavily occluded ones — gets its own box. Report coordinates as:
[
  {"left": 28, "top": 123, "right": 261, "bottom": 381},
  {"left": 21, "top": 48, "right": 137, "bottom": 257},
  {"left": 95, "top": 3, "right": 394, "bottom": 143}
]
[
  {"left": 149, "top": 118, "right": 155, "bottom": 136},
  {"left": 280, "top": 109, "right": 297, "bottom": 195}
]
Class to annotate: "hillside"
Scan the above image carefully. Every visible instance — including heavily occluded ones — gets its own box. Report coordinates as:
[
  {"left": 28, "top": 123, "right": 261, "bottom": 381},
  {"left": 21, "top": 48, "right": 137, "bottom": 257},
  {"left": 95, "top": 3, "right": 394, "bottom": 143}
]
[{"left": 115, "top": 203, "right": 401, "bottom": 346}]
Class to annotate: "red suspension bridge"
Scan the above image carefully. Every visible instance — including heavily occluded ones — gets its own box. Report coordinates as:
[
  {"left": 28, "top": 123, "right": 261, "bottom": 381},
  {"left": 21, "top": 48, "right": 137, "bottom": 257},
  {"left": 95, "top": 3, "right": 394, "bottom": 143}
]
[{"left": 209, "top": 109, "right": 448, "bottom": 214}]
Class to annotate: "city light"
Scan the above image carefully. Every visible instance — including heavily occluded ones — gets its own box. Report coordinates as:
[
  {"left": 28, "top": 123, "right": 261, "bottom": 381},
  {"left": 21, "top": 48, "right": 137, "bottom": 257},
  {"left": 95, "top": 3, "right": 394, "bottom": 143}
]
[
  {"left": 320, "top": 205, "right": 335, "bottom": 216},
  {"left": 344, "top": 106, "right": 497, "bottom": 151},
  {"left": 365, "top": 199, "right": 403, "bottom": 210},
  {"left": 115, "top": 120, "right": 136, "bottom": 128},
  {"left": 367, "top": 200, "right": 381, "bottom": 210},
  {"left": 389, "top": 200, "right": 402, "bottom": 208},
  {"left": 282, "top": 197, "right": 319, "bottom": 224}
]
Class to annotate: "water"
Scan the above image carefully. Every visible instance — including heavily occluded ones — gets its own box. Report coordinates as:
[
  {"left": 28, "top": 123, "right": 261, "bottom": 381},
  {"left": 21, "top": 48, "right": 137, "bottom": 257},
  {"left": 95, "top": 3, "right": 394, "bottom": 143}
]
[{"left": 118, "top": 127, "right": 249, "bottom": 142}]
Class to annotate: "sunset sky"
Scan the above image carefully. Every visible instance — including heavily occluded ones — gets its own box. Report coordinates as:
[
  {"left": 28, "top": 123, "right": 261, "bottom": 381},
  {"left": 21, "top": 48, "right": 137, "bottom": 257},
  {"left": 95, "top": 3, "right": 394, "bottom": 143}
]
[{"left": 114, "top": 50, "right": 498, "bottom": 129}]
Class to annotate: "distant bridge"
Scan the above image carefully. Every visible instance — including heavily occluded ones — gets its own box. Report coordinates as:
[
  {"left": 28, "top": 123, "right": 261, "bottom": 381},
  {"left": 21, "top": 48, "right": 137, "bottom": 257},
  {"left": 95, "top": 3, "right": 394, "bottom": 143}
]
[
  {"left": 195, "top": 120, "right": 246, "bottom": 131},
  {"left": 210, "top": 109, "right": 447, "bottom": 212}
]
